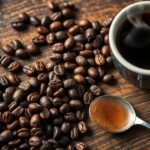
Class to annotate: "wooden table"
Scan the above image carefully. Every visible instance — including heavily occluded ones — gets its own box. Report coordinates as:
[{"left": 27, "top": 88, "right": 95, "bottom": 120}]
[{"left": 0, "top": 0, "right": 149, "bottom": 149}]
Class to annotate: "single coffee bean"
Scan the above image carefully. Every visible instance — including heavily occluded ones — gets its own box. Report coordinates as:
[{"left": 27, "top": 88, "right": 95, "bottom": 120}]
[
  {"left": 7, "top": 120, "right": 19, "bottom": 130},
  {"left": 59, "top": 136, "right": 70, "bottom": 146},
  {"left": 78, "top": 19, "right": 91, "bottom": 29},
  {"left": 28, "top": 77, "right": 40, "bottom": 88},
  {"left": 101, "top": 45, "right": 110, "bottom": 57},
  {"left": 63, "top": 19, "right": 75, "bottom": 28},
  {"left": 51, "top": 12, "right": 62, "bottom": 21},
  {"left": 53, "top": 87, "right": 64, "bottom": 97},
  {"left": 68, "top": 88, "right": 78, "bottom": 99},
  {"left": 40, "top": 96, "right": 53, "bottom": 108},
  {"left": 44, "top": 124, "right": 53, "bottom": 137},
  {"left": 52, "top": 43, "right": 64, "bottom": 53},
  {"left": 90, "top": 85, "right": 102, "bottom": 96},
  {"left": 50, "top": 21, "right": 63, "bottom": 32},
  {"left": 47, "top": 1, "right": 59, "bottom": 11},
  {"left": 91, "top": 21, "right": 101, "bottom": 32},
  {"left": 103, "top": 74, "right": 114, "bottom": 83},
  {"left": 41, "top": 16, "right": 52, "bottom": 27},
  {"left": 2, "top": 44, "right": 14, "bottom": 55},
  {"left": 95, "top": 53, "right": 105, "bottom": 66},
  {"left": 62, "top": 96, "right": 70, "bottom": 103},
  {"left": 61, "top": 2, "right": 74, "bottom": 9},
  {"left": 49, "top": 79, "right": 62, "bottom": 89},
  {"left": 7, "top": 61, "right": 21, "bottom": 72},
  {"left": 37, "top": 26, "right": 49, "bottom": 35},
  {"left": 74, "top": 66, "right": 86, "bottom": 75},
  {"left": 74, "top": 74, "right": 86, "bottom": 84},
  {"left": 18, "top": 12, "right": 29, "bottom": 22},
  {"left": 30, "top": 114, "right": 41, "bottom": 127},
  {"left": 30, "top": 16, "right": 41, "bottom": 26},
  {"left": 69, "top": 100, "right": 83, "bottom": 110},
  {"left": 64, "top": 62, "right": 77, "bottom": 70},
  {"left": 3, "top": 92, "right": 11, "bottom": 104},
  {"left": 67, "top": 144, "right": 75, "bottom": 150},
  {"left": 6, "top": 74, "right": 19, "bottom": 85},
  {"left": 79, "top": 50, "right": 93, "bottom": 57},
  {"left": 23, "top": 65, "right": 35, "bottom": 76},
  {"left": 75, "top": 142, "right": 86, "bottom": 150},
  {"left": 85, "top": 28, "right": 96, "bottom": 42},
  {"left": 39, "top": 83, "right": 47, "bottom": 96},
  {"left": 49, "top": 53, "right": 63, "bottom": 62},
  {"left": 54, "top": 65, "right": 65, "bottom": 76},
  {"left": 76, "top": 55, "right": 87, "bottom": 66},
  {"left": 15, "top": 49, "right": 28, "bottom": 58},
  {"left": 0, "top": 55, "right": 12, "bottom": 67},
  {"left": 19, "top": 116, "right": 30, "bottom": 127},
  {"left": 63, "top": 52, "right": 76, "bottom": 62},
  {"left": 10, "top": 39, "right": 23, "bottom": 50},
  {"left": 31, "top": 128, "right": 43, "bottom": 137},
  {"left": 8, "top": 139, "right": 21, "bottom": 147},
  {"left": 53, "top": 97, "right": 63, "bottom": 107},
  {"left": 53, "top": 117, "right": 63, "bottom": 126},
  {"left": 77, "top": 85, "right": 85, "bottom": 98},
  {"left": 49, "top": 71, "right": 59, "bottom": 80},
  {"left": 62, "top": 8, "right": 74, "bottom": 18},
  {"left": 76, "top": 110, "right": 87, "bottom": 121},
  {"left": 17, "top": 128, "right": 30, "bottom": 138},
  {"left": 88, "top": 67, "right": 98, "bottom": 78},
  {"left": 72, "top": 42, "right": 85, "bottom": 52},
  {"left": 0, "top": 75, "right": 9, "bottom": 87},
  {"left": 49, "top": 108, "right": 59, "bottom": 117},
  {"left": 12, "top": 106, "right": 24, "bottom": 117},
  {"left": 0, "top": 130, "right": 13, "bottom": 142},
  {"left": 92, "top": 35, "right": 103, "bottom": 49},
  {"left": 97, "top": 67, "right": 105, "bottom": 78},
  {"left": 46, "top": 86, "right": 54, "bottom": 97},
  {"left": 0, "top": 102, "right": 7, "bottom": 112},
  {"left": 59, "top": 103, "right": 70, "bottom": 114},
  {"left": 74, "top": 34, "right": 86, "bottom": 43},
  {"left": 63, "top": 78, "right": 76, "bottom": 88},
  {"left": 61, "top": 122, "right": 71, "bottom": 134},
  {"left": 40, "top": 141, "right": 53, "bottom": 149},
  {"left": 64, "top": 112, "right": 77, "bottom": 122},
  {"left": 40, "top": 107, "right": 51, "bottom": 119},
  {"left": 70, "top": 126, "right": 79, "bottom": 139},
  {"left": 86, "top": 76, "right": 96, "bottom": 85},
  {"left": 26, "top": 43, "right": 39, "bottom": 55},
  {"left": 13, "top": 89, "right": 24, "bottom": 102},
  {"left": 83, "top": 91, "right": 94, "bottom": 105},
  {"left": 55, "top": 31, "right": 68, "bottom": 41},
  {"left": 32, "top": 35, "right": 46, "bottom": 45},
  {"left": 29, "top": 136, "right": 42, "bottom": 147},
  {"left": 101, "top": 17, "right": 113, "bottom": 27},
  {"left": 46, "top": 33, "right": 56, "bottom": 44},
  {"left": 53, "top": 126, "right": 61, "bottom": 139},
  {"left": 34, "top": 61, "right": 46, "bottom": 72},
  {"left": 8, "top": 101, "right": 18, "bottom": 112},
  {"left": 106, "top": 56, "right": 113, "bottom": 65},
  {"left": 28, "top": 103, "right": 42, "bottom": 113},
  {"left": 5, "top": 86, "right": 15, "bottom": 96},
  {"left": 68, "top": 25, "right": 81, "bottom": 35},
  {"left": 37, "top": 73, "right": 48, "bottom": 82},
  {"left": 87, "top": 58, "right": 96, "bottom": 66},
  {"left": 27, "top": 92, "right": 39, "bottom": 103},
  {"left": 64, "top": 37, "right": 75, "bottom": 49},
  {"left": 46, "top": 61, "right": 56, "bottom": 71},
  {"left": 104, "top": 34, "right": 109, "bottom": 44},
  {"left": 11, "top": 21, "right": 25, "bottom": 30},
  {"left": 2, "top": 111, "right": 13, "bottom": 124},
  {"left": 100, "top": 27, "right": 109, "bottom": 35},
  {"left": 85, "top": 43, "right": 93, "bottom": 49}
]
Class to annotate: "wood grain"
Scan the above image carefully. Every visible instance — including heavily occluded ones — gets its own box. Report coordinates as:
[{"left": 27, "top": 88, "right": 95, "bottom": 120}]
[{"left": 0, "top": 0, "right": 150, "bottom": 150}]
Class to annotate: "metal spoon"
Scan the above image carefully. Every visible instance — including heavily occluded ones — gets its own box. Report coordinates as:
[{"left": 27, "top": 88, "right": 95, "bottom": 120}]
[{"left": 89, "top": 95, "right": 150, "bottom": 133}]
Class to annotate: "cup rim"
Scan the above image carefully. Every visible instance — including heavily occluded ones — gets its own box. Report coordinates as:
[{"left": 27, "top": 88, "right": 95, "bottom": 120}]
[{"left": 109, "top": 1, "right": 150, "bottom": 75}]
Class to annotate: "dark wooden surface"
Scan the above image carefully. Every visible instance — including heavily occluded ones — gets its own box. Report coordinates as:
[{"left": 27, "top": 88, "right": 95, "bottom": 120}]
[{"left": 0, "top": 0, "right": 150, "bottom": 149}]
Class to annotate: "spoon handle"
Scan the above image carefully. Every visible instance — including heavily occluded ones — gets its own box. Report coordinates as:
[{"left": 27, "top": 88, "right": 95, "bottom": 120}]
[{"left": 135, "top": 117, "right": 150, "bottom": 129}]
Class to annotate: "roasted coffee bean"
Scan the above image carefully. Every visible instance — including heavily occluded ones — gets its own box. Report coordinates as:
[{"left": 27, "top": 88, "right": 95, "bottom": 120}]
[
  {"left": 12, "top": 106, "right": 24, "bottom": 117},
  {"left": 53, "top": 126, "right": 61, "bottom": 139},
  {"left": 61, "top": 2, "right": 74, "bottom": 9},
  {"left": 28, "top": 103, "right": 42, "bottom": 113},
  {"left": 44, "top": 124, "right": 53, "bottom": 137},
  {"left": 40, "top": 96, "right": 53, "bottom": 108},
  {"left": 83, "top": 91, "right": 93, "bottom": 105},
  {"left": 49, "top": 108, "right": 59, "bottom": 117},
  {"left": 63, "top": 78, "right": 76, "bottom": 88},
  {"left": 39, "top": 83, "right": 47, "bottom": 96},
  {"left": 92, "top": 35, "right": 103, "bottom": 49},
  {"left": 64, "top": 62, "right": 77, "bottom": 70},
  {"left": 63, "top": 19, "right": 75, "bottom": 28},
  {"left": 46, "top": 86, "right": 54, "bottom": 97},
  {"left": 62, "top": 96, "right": 70, "bottom": 103},
  {"left": 8, "top": 101, "right": 18, "bottom": 111},
  {"left": 7, "top": 73, "right": 20, "bottom": 85},
  {"left": 49, "top": 71, "right": 59, "bottom": 80},
  {"left": 2, "top": 92, "right": 11, "bottom": 104},
  {"left": 67, "top": 144, "right": 75, "bottom": 150},
  {"left": 97, "top": 67, "right": 105, "bottom": 78},
  {"left": 62, "top": 8, "right": 74, "bottom": 18},
  {"left": 46, "top": 61, "right": 56, "bottom": 71},
  {"left": 64, "top": 112, "right": 77, "bottom": 122},
  {"left": 72, "top": 42, "right": 85, "bottom": 52},
  {"left": 0, "top": 102, "right": 7, "bottom": 112},
  {"left": 74, "top": 34, "right": 86, "bottom": 43},
  {"left": 76, "top": 55, "right": 87, "bottom": 66},
  {"left": 30, "top": 114, "right": 41, "bottom": 127},
  {"left": 0, "top": 75, "right": 9, "bottom": 87},
  {"left": 68, "top": 88, "right": 78, "bottom": 99},
  {"left": 106, "top": 56, "right": 113, "bottom": 65},
  {"left": 27, "top": 92, "right": 39, "bottom": 103},
  {"left": 2, "top": 111, "right": 13, "bottom": 124},
  {"left": 74, "top": 66, "right": 86, "bottom": 75},
  {"left": 91, "top": 21, "right": 101, "bottom": 32},
  {"left": 79, "top": 50, "right": 93, "bottom": 57},
  {"left": 34, "top": 61, "right": 46, "bottom": 72},
  {"left": 46, "top": 33, "right": 56, "bottom": 44},
  {"left": 78, "top": 19, "right": 91, "bottom": 29},
  {"left": 87, "top": 58, "right": 96, "bottom": 66},
  {"left": 88, "top": 67, "right": 98, "bottom": 78},
  {"left": 95, "top": 53, "right": 105, "bottom": 66},
  {"left": 59, "top": 103, "right": 70, "bottom": 114},
  {"left": 32, "top": 35, "right": 46, "bottom": 45},
  {"left": 54, "top": 65, "right": 65, "bottom": 76},
  {"left": 31, "top": 128, "right": 43, "bottom": 137},
  {"left": 41, "top": 16, "right": 52, "bottom": 27},
  {"left": 0, "top": 130, "right": 13, "bottom": 142},
  {"left": 104, "top": 34, "right": 109, "bottom": 44},
  {"left": 64, "top": 37, "right": 75, "bottom": 49},
  {"left": 47, "top": 1, "right": 59, "bottom": 11},
  {"left": 90, "top": 85, "right": 102, "bottom": 96},
  {"left": 5, "top": 86, "right": 15, "bottom": 96},
  {"left": 103, "top": 74, "right": 114, "bottom": 83},
  {"left": 29, "top": 77, "right": 40, "bottom": 88},
  {"left": 18, "top": 12, "right": 29, "bottom": 22},
  {"left": 13, "top": 89, "right": 24, "bottom": 102},
  {"left": 11, "top": 21, "right": 25, "bottom": 30},
  {"left": 101, "top": 45, "right": 110, "bottom": 57},
  {"left": 15, "top": 49, "right": 28, "bottom": 58},
  {"left": 2, "top": 44, "right": 14, "bottom": 55},
  {"left": 10, "top": 39, "right": 22, "bottom": 50},
  {"left": 49, "top": 53, "right": 63, "bottom": 62},
  {"left": 70, "top": 126, "right": 79, "bottom": 139},
  {"left": 78, "top": 121, "right": 88, "bottom": 134},
  {"left": 26, "top": 43, "right": 39, "bottom": 55},
  {"left": 53, "top": 87, "right": 64, "bottom": 97},
  {"left": 40, "top": 107, "right": 51, "bottom": 119},
  {"left": 100, "top": 27, "right": 109, "bottom": 35},
  {"left": 50, "top": 21, "right": 63, "bottom": 32},
  {"left": 74, "top": 74, "right": 86, "bottom": 84},
  {"left": 19, "top": 143, "right": 29, "bottom": 149},
  {"left": 49, "top": 79, "right": 62, "bottom": 89},
  {"left": 23, "top": 65, "right": 35, "bottom": 76},
  {"left": 7, "top": 61, "right": 21, "bottom": 72},
  {"left": 63, "top": 52, "right": 76, "bottom": 62},
  {"left": 76, "top": 110, "right": 87, "bottom": 121},
  {"left": 7, "top": 120, "right": 19, "bottom": 130},
  {"left": 55, "top": 31, "right": 68, "bottom": 41},
  {"left": 0, "top": 55, "right": 12, "bottom": 67},
  {"left": 30, "top": 16, "right": 41, "bottom": 26},
  {"left": 53, "top": 116, "right": 63, "bottom": 126},
  {"left": 53, "top": 97, "right": 63, "bottom": 107},
  {"left": 8, "top": 138, "right": 21, "bottom": 147},
  {"left": 75, "top": 142, "right": 86, "bottom": 150},
  {"left": 85, "top": 28, "right": 96, "bottom": 42},
  {"left": 68, "top": 25, "right": 81, "bottom": 35},
  {"left": 29, "top": 136, "right": 42, "bottom": 147},
  {"left": 51, "top": 12, "right": 62, "bottom": 21},
  {"left": 37, "top": 26, "right": 49, "bottom": 35},
  {"left": 52, "top": 43, "right": 64, "bottom": 53},
  {"left": 19, "top": 116, "right": 30, "bottom": 127},
  {"left": 59, "top": 136, "right": 70, "bottom": 146},
  {"left": 77, "top": 85, "right": 85, "bottom": 98},
  {"left": 40, "top": 141, "right": 53, "bottom": 149},
  {"left": 101, "top": 17, "right": 113, "bottom": 27},
  {"left": 37, "top": 73, "right": 48, "bottom": 82},
  {"left": 17, "top": 128, "right": 30, "bottom": 138},
  {"left": 69, "top": 100, "right": 83, "bottom": 110},
  {"left": 85, "top": 43, "right": 93, "bottom": 49}
]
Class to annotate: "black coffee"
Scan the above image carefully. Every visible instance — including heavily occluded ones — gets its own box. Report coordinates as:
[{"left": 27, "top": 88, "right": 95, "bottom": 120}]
[{"left": 117, "top": 13, "right": 150, "bottom": 69}]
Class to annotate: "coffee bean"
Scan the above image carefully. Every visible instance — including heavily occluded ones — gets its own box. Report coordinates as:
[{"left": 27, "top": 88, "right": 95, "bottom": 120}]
[
  {"left": 63, "top": 78, "right": 76, "bottom": 88},
  {"left": 7, "top": 120, "right": 19, "bottom": 130},
  {"left": 50, "top": 21, "right": 63, "bottom": 32},
  {"left": 51, "top": 12, "right": 62, "bottom": 21},
  {"left": 2, "top": 111, "right": 13, "bottom": 124},
  {"left": 44, "top": 124, "right": 53, "bottom": 137},
  {"left": 106, "top": 56, "right": 113, "bottom": 65},
  {"left": 63, "top": 19, "right": 75, "bottom": 28},
  {"left": 30, "top": 114, "right": 41, "bottom": 127},
  {"left": 37, "top": 26, "right": 49, "bottom": 35},
  {"left": 26, "top": 43, "right": 39, "bottom": 55},
  {"left": 49, "top": 79, "right": 62, "bottom": 89},
  {"left": 53, "top": 126, "right": 61, "bottom": 139},
  {"left": 100, "top": 27, "right": 109, "bottom": 35},
  {"left": 59, "top": 103, "right": 70, "bottom": 114},
  {"left": 23, "top": 65, "right": 35, "bottom": 76},
  {"left": 0, "top": 102, "right": 7, "bottom": 112},
  {"left": 19, "top": 116, "right": 30, "bottom": 127},
  {"left": 40, "top": 107, "right": 51, "bottom": 119},
  {"left": 29, "top": 77, "right": 40, "bottom": 88},
  {"left": 78, "top": 121, "right": 88, "bottom": 134},
  {"left": 103, "top": 74, "right": 114, "bottom": 83},
  {"left": 11, "top": 21, "right": 25, "bottom": 30},
  {"left": 49, "top": 71, "right": 59, "bottom": 80},
  {"left": 64, "top": 62, "right": 77, "bottom": 70},
  {"left": 2, "top": 44, "right": 14, "bottom": 55},
  {"left": 0, "top": 75, "right": 9, "bottom": 87},
  {"left": 87, "top": 58, "right": 96, "bottom": 66},
  {"left": 12, "top": 106, "right": 24, "bottom": 117},
  {"left": 40, "top": 141, "right": 53, "bottom": 149},
  {"left": 64, "top": 37, "right": 75, "bottom": 49},
  {"left": 69, "top": 100, "right": 83, "bottom": 110},
  {"left": 92, "top": 35, "right": 103, "bottom": 49},
  {"left": 101, "top": 17, "right": 113, "bottom": 27},
  {"left": 61, "top": 122, "right": 71, "bottom": 134},
  {"left": 2, "top": 92, "right": 11, "bottom": 104},
  {"left": 62, "top": 8, "right": 74, "bottom": 18},
  {"left": 72, "top": 42, "right": 85, "bottom": 52},
  {"left": 85, "top": 28, "right": 96, "bottom": 42},
  {"left": 18, "top": 12, "right": 29, "bottom": 22},
  {"left": 91, "top": 21, "right": 101, "bottom": 32},
  {"left": 30, "top": 16, "right": 41, "bottom": 26},
  {"left": 49, "top": 53, "right": 63, "bottom": 62},
  {"left": 47, "top": 1, "right": 59, "bottom": 11},
  {"left": 74, "top": 74, "right": 86, "bottom": 84},
  {"left": 37, "top": 73, "right": 48, "bottom": 82},
  {"left": 46, "top": 86, "right": 54, "bottom": 97},
  {"left": 5, "top": 86, "right": 15, "bottom": 96},
  {"left": 79, "top": 50, "right": 93, "bottom": 57},
  {"left": 55, "top": 31, "right": 68, "bottom": 41},
  {"left": 17, "top": 128, "right": 30, "bottom": 138},
  {"left": 70, "top": 126, "right": 79, "bottom": 140},
  {"left": 31, "top": 128, "right": 43, "bottom": 137},
  {"left": 59, "top": 136, "right": 70, "bottom": 146},
  {"left": 39, "top": 83, "right": 47, "bottom": 96},
  {"left": 7, "top": 61, "right": 21, "bottom": 72},
  {"left": 53, "top": 116, "right": 64, "bottom": 126},
  {"left": 54, "top": 87, "right": 64, "bottom": 97},
  {"left": 68, "top": 88, "right": 78, "bottom": 99},
  {"left": 28, "top": 103, "right": 42, "bottom": 113},
  {"left": 40, "top": 96, "right": 53, "bottom": 108},
  {"left": 29, "top": 136, "right": 42, "bottom": 147},
  {"left": 50, "top": 108, "right": 59, "bottom": 117},
  {"left": 7, "top": 73, "right": 20, "bottom": 85},
  {"left": 32, "top": 35, "right": 46, "bottom": 45},
  {"left": 104, "top": 34, "right": 109, "bottom": 44},
  {"left": 27, "top": 92, "right": 39, "bottom": 103},
  {"left": 0, "top": 55, "right": 12, "bottom": 67},
  {"left": 0, "top": 130, "right": 13, "bottom": 142},
  {"left": 85, "top": 43, "right": 93, "bottom": 49},
  {"left": 77, "top": 85, "right": 85, "bottom": 98},
  {"left": 76, "top": 110, "right": 87, "bottom": 121},
  {"left": 68, "top": 25, "right": 81, "bottom": 35},
  {"left": 74, "top": 66, "right": 86, "bottom": 75},
  {"left": 90, "top": 85, "right": 102, "bottom": 96},
  {"left": 74, "top": 34, "right": 86, "bottom": 43},
  {"left": 8, "top": 101, "right": 17, "bottom": 112},
  {"left": 54, "top": 65, "right": 65, "bottom": 76},
  {"left": 76, "top": 55, "right": 87, "bottom": 66},
  {"left": 10, "top": 39, "right": 23, "bottom": 50},
  {"left": 75, "top": 142, "right": 86, "bottom": 150},
  {"left": 78, "top": 19, "right": 90, "bottom": 29},
  {"left": 95, "top": 53, "right": 105, "bottom": 66},
  {"left": 8, "top": 139, "right": 21, "bottom": 147},
  {"left": 88, "top": 67, "right": 98, "bottom": 78},
  {"left": 46, "top": 61, "right": 56, "bottom": 71},
  {"left": 15, "top": 49, "right": 28, "bottom": 59},
  {"left": 53, "top": 97, "right": 63, "bottom": 107},
  {"left": 13, "top": 89, "right": 24, "bottom": 102},
  {"left": 97, "top": 67, "right": 105, "bottom": 78},
  {"left": 52, "top": 43, "right": 64, "bottom": 53},
  {"left": 64, "top": 112, "right": 77, "bottom": 122},
  {"left": 83, "top": 91, "right": 93, "bottom": 105},
  {"left": 63, "top": 52, "right": 76, "bottom": 62},
  {"left": 101, "top": 45, "right": 110, "bottom": 57},
  {"left": 61, "top": 2, "right": 75, "bottom": 9},
  {"left": 46, "top": 33, "right": 56, "bottom": 44},
  {"left": 67, "top": 144, "right": 75, "bottom": 150},
  {"left": 34, "top": 61, "right": 46, "bottom": 72}
]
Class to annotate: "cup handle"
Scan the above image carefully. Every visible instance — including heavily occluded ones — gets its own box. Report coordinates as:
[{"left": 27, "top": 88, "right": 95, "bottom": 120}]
[{"left": 134, "top": 117, "right": 150, "bottom": 129}]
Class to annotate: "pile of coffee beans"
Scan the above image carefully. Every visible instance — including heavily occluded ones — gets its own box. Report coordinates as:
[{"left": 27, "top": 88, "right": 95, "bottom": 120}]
[{"left": 0, "top": 1, "right": 114, "bottom": 150}]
